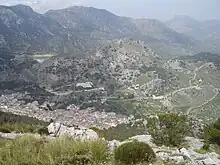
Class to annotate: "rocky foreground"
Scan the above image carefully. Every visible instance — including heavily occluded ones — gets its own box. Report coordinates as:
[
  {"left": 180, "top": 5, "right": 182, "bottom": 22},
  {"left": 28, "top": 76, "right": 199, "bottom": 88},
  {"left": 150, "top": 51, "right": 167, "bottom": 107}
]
[{"left": 0, "top": 122, "right": 220, "bottom": 165}]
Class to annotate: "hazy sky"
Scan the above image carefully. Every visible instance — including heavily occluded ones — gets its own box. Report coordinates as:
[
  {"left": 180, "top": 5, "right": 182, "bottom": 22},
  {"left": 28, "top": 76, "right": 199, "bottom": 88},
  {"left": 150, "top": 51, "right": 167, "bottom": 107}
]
[{"left": 1, "top": 0, "right": 219, "bottom": 21}]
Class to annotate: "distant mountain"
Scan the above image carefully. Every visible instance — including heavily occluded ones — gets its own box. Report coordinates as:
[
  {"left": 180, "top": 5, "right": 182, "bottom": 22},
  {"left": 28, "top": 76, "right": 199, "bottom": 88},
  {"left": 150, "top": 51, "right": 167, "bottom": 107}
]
[
  {"left": 166, "top": 15, "right": 220, "bottom": 53},
  {"left": 0, "top": 5, "right": 85, "bottom": 55},
  {"left": 0, "top": 5, "right": 201, "bottom": 57},
  {"left": 166, "top": 15, "right": 201, "bottom": 36},
  {"left": 46, "top": 6, "right": 198, "bottom": 57},
  {"left": 132, "top": 18, "right": 197, "bottom": 57}
]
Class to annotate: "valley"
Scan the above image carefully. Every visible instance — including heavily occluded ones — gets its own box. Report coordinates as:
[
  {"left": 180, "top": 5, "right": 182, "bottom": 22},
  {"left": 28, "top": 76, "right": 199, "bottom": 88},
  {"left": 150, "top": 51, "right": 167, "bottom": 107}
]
[
  {"left": 0, "top": 4, "right": 219, "bottom": 128},
  {"left": 1, "top": 39, "right": 220, "bottom": 124},
  {"left": 0, "top": 3, "right": 220, "bottom": 165}
]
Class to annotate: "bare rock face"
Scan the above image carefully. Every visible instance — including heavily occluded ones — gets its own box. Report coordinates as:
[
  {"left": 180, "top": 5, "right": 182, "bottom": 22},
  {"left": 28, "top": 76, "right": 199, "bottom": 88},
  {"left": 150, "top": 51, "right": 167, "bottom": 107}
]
[{"left": 47, "top": 122, "right": 99, "bottom": 140}]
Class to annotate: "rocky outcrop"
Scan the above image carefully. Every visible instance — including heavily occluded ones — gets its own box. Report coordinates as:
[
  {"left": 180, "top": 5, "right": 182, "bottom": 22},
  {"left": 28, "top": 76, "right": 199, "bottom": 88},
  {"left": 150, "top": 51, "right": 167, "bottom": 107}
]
[
  {"left": 0, "top": 122, "right": 99, "bottom": 141},
  {"left": 1, "top": 130, "right": 219, "bottom": 165},
  {"left": 0, "top": 132, "right": 23, "bottom": 140},
  {"left": 109, "top": 135, "right": 220, "bottom": 165},
  {"left": 47, "top": 122, "right": 99, "bottom": 140},
  {"left": 108, "top": 139, "right": 121, "bottom": 152}
]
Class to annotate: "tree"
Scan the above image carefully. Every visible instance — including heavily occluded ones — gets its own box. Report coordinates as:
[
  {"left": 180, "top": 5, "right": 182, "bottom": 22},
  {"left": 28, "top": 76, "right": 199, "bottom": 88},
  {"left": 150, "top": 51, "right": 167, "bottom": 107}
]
[
  {"left": 206, "top": 118, "right": 220, "bottom": 145},
  {"left": 147, "top": 113, "right": 189, "bottom": 147}
]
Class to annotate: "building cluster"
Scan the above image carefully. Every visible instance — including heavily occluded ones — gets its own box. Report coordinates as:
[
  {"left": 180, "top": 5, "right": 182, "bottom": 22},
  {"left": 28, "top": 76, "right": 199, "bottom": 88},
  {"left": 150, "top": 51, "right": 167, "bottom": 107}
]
[{"left": 0, "top": 93, "right": 129, "bottom": 129}]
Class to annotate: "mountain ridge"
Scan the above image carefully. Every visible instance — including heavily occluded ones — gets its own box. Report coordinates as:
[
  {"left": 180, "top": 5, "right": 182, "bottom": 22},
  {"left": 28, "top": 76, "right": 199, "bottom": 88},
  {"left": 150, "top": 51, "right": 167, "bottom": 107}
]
[
  {"left": 166, "top": 15, "right": 220, "bottom": 53},
  {"left": 0, "top": 4, "right": 210, "bottom": 57}
]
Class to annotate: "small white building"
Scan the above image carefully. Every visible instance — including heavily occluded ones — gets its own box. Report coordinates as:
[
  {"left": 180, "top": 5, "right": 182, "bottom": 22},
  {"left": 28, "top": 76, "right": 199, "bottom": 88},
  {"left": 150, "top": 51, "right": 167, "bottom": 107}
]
[{"left": 76, "top": 82, "right": 94, "bottom": 89}]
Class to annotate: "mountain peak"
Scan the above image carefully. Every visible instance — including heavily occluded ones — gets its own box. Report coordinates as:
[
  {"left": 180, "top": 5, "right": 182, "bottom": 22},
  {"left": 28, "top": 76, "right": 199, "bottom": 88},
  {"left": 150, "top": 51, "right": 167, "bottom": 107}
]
[
  {"left": 166, "top": 15, "right": 200, "bottom": 27},
  {"left": 10, "top": 4, "right": 34, "bottom": 13},
  {"left": 171, "top": 15, "right": 198, "bottom": 22},
  {"left": 47, "top": 5, "right": 115, "bottom": 16}
]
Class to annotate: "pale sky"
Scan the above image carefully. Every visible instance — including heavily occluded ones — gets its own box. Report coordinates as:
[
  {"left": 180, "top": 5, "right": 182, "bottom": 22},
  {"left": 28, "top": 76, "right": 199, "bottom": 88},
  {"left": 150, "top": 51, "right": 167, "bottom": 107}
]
[{"left": 0, "top": 0, "right": 219, "bottom": 21}]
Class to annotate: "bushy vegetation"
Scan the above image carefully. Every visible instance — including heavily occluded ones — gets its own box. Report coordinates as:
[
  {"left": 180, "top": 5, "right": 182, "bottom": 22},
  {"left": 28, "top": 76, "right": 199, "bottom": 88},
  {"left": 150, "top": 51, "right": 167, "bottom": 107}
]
[
  {"left": 0, "top": 111, "right": 48, "bottom": 126},
  {"left": 194, "top": 147, "right": 209, "bottom": 154},
  {"left": 0, "top": 111, "right": 49, "bottom": 135},
  {"left": 147, "top": 113, "right": 189, "bottom": 147},
  {"left": 0, "top": 123, "right": 49, "bottom": 135},
  {"left": 114, "top": 141, "right": 156, "bottom": 165},
  {"left": 205, "top": 118, "right": 220, "bottom": 146},
  {"left": 0, "top": 135, "right": 160, "bottom": 165},
  {"left": 91, "top": 120, "right": 146, "bottom": 141},
  {"left": 0, "top": 135, "right": 109, "bottom": 165}
]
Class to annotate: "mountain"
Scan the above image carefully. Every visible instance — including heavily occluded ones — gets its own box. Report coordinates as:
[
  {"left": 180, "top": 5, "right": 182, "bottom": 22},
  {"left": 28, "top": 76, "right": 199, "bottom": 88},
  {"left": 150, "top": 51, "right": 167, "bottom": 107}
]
[
  {"left": 166, "top": 15, "right": 201, "bottom": 37},
  {"left": 0, "top": 5, "right": 200, "bottom": 57},
  {"left": 45, "top": 6, "right": 197, "bottom": 57},
  {"left": 166, "top": 15, "right": 220, "bottom": 53},
  {"left": 0, "top": 4, "right": 86, "bottom": 55},
  {"left": 1, "top": 5, "right": 220, "bottom": 124},
  {"left": 0, "top": 38, "right": 220, "bottom": 123},
  {"left": 0, "top": 50, "right": 54, "bottom": 105},
  {"left": 2, "top": 39, "right": 216, "bottom": 122}
]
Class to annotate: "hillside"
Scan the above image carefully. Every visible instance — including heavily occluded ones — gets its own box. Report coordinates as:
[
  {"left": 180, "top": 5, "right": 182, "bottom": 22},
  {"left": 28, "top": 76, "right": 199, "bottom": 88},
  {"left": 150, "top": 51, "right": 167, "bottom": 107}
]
[
  {"left": 166, "top": 15, "right": 220, "bottom": 53},
  {"left": 91, "top": 41, "right": 220, "bottom": 122},
  {"left": 0, "top": 40, "right": 220, "bottom": 123},
  {"left": 0, "top": 5, "right": 220, "bottom": 124},
  {"left": 0, "top": 4, "right": 203, "bottom": 57}
]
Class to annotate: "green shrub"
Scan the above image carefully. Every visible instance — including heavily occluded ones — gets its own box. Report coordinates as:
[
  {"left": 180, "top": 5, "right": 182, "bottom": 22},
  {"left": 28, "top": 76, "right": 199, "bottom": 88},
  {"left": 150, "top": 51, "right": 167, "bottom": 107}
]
[
  {"left": 147, "top": 113, "right": 189, "bottom": 147},
  {"left": 0, "top": 135, "right": 46, "bottom": 165},
  {"left": 90, "top": 127, "right": 106, "bottom": 138},
  {"left": 36, "top": 127, "right": 49, "bottom": 135},
  {"left": 194, "top": 147, "right": 209, "bottom": 154},
  {"left": 55, "top": 155, "right": 93, "bottom": 165},
  {"left": 202, "top": 143, "right": 210, "bottom": 151},
  {"left": 0, "top": 127, "right": 11, "bottom": 133},
  {"left": 89, "top": 139, "right": 109, "bottom": 164},
  {"left": 206, "top": 119, "right": 220, "bottom": 146},
  {"left": 91, "top": 121, "right": 146, "bottom": 142},
  {"left": 0, "top": 135, "right": 109, "bottom": 165},
  {"left": 0, "top": 138, "right": 11, "bottom": 148},
  {"left": 0, "top": 123, "right": 49, "bottom": 135},
  {"left": 0, "top": 111, "right": 48, "bottom": 126},
  {"left": 114, "top": 141, "right": 156, "bottom": 164},
  {"left": 214, "top": 145, "right": 220, "bottom": 155}
]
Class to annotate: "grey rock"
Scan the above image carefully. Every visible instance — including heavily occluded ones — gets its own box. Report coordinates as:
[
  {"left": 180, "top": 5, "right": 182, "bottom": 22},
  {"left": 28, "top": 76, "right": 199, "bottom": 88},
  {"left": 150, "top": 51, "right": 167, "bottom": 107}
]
[
  {"left": 108, "top": 139, "right": 121, "bottom": 152},
  {"left": 185, "top": 136, "right": 204, "bottom": 150},
  {"left": 0, "top": 132, "right": 23, "bottom": 139},
  {"left": 200, "top": 157, "right": 220, "bottom": 165},
  {"left": 128, "top": 135, "right": 157, "bottom": 148},
  {"left": 47, "top": 122, "right": 99, "bottom": 140},
  {"left": 179, "top": 148, "right": 191, "bottom": 161}
]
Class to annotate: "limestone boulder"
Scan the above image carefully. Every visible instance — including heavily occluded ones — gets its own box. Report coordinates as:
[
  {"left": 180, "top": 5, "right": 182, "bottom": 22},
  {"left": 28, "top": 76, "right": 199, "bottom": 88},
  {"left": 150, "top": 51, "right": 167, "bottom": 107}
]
[{"left": 47, "top": 122, "right": 99, "bottom": 140}]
